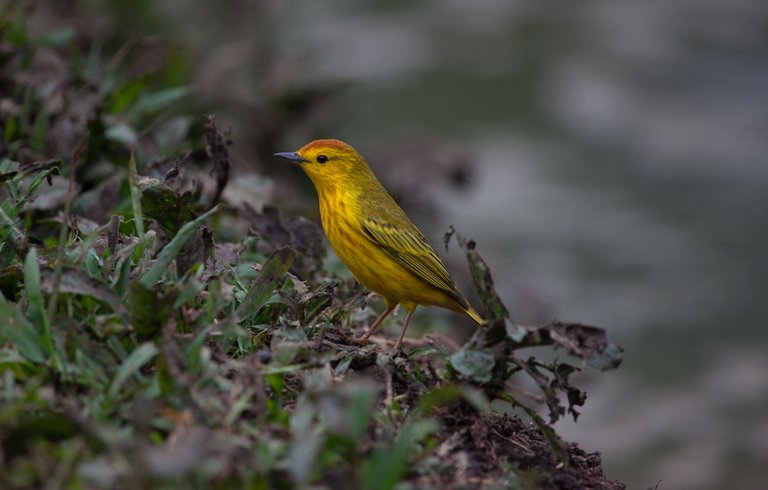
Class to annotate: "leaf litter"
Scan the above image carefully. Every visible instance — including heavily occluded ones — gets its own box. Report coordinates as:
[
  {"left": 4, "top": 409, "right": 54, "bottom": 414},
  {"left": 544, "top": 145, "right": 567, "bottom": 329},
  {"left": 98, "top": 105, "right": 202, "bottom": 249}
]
[{"left": 0, "top": 10, "right": 625, "bottom": 490}]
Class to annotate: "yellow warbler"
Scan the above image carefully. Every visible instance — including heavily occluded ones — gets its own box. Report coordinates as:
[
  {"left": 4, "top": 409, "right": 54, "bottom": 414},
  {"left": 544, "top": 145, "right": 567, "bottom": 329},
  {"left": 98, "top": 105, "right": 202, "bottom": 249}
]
[{"left": 275, "top": 139, "right": 483, "bottom": 348}]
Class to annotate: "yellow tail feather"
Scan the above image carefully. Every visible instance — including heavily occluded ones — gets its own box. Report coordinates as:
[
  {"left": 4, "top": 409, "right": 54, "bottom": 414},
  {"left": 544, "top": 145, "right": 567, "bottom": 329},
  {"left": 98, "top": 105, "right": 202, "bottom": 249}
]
[{"left": 464, "top": 307, "right": 485, "bottom": 326}]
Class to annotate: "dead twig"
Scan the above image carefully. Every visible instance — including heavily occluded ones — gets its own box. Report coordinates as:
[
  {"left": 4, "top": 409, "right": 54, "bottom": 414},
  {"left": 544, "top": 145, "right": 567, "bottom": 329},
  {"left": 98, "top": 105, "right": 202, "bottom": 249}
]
[{"left": 204, "top": 115, "right": 231, "bottom": 210}]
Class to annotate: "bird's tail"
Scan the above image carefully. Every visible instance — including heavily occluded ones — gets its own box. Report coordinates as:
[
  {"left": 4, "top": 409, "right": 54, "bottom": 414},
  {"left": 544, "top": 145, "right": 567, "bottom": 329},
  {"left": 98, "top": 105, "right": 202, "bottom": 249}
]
[
  {"left": 449, "top": 290, "right": 485, "bottom": 326},
  {"left": 464, "top": 306, "right": 485, "bottom": 326}
]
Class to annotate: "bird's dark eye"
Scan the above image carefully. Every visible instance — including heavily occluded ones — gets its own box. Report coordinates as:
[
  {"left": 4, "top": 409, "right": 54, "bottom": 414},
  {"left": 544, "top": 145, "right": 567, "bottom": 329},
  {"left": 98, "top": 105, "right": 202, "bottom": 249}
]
[{"left": 316, "top": 155, "right": 328, "bottom": 164}]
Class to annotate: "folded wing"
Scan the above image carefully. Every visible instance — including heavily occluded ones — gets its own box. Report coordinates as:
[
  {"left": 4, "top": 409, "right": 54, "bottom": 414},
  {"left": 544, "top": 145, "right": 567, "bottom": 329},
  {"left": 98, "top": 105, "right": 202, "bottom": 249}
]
[{"left": 362, "top": 217, "right": 469, "bottom": 309}]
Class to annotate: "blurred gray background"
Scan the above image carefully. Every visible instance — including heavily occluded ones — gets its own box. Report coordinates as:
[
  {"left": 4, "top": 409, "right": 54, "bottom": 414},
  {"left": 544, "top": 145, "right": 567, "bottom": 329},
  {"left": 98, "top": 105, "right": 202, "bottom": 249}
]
[{"left": 29, "top": 0, "right": 768, "bottom": 487}]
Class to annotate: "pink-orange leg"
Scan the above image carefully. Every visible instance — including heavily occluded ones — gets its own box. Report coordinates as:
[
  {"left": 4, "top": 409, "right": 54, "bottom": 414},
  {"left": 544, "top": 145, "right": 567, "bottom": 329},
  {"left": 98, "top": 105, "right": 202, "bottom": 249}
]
[
  {"left": 355, "top": 304, "right": 396, "bottom": 344},
  {"left": 393, "top": 309, "right": 416, "bottom": 350}
]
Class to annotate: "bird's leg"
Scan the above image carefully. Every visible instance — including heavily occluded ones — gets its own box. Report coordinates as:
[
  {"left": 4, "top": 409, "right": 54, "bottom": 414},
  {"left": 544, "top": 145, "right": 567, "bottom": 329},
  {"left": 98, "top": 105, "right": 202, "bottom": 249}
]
[
  {"left": 393, "top": 309, "right": 416, "bottom": 351},
  {"left": 354, "top": 305, "right": 396, "bottom": 344}
]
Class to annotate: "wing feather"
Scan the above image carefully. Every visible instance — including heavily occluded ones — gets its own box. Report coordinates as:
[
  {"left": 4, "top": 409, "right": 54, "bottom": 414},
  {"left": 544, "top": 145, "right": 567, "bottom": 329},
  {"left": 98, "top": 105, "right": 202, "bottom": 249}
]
[{"left": 362, "top": 217, "right": 465, "bottom": 305}]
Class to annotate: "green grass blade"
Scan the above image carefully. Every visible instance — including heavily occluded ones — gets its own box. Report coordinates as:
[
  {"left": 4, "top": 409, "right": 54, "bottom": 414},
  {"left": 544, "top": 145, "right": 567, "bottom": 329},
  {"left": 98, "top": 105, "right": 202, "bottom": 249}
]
[
  {"left": 24, "top": 248, "right": 47, "bottom": 334},
  {"left": 361, "top": 419, "right": 440, "bottom": 490},
  {"left": 24, "top": 247, "right": 61, "bottom": 369},
  {"left": 108, "top": 342, "right": 158, "bottom": 399},
  {"left": 125, "top": 86, "right": 191, "bottom": 121},
  {"left": 0, "top": 205, "right": 27, "bottom": 259},
  {"left": 139, "top": 204, "right": 220, "bottom": 288},
  {"left": 235, "top": 245, "right": 294, "bottom": 322},
  {"left": 128, "top": 147, "right": 144, "bottom": 239},
  {"left": 0, "top": 295, "right": 46, "bottom": 363}
]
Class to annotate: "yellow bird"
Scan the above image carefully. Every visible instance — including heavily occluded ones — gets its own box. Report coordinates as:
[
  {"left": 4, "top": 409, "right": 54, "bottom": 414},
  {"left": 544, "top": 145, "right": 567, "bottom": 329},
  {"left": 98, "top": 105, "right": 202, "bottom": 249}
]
[{"left": 275, "top": 139, "right": 483, "bottom": 349}]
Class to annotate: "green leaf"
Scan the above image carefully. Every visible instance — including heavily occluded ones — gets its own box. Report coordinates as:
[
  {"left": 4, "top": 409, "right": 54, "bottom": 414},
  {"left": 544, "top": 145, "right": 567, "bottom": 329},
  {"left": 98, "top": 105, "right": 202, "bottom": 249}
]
[
  {"left": 112, "top": 255, "right": 133, "bottom": 298},
  {"left": 346, "top": 386, "right": 377, "bottom": 441},
  {"left": 108, "top": 342, "right": 158, "bottom": 399},
  {"left": 29, "top": 107, "right": 48, "bottom": 153},
  {"left": 173, "top": 278, "right": 203, "bottom": 309},
  {"left": 0, "top": 296, "right": 45, "bottom": 363},
  {"left": 361, "top": 419, "right": 440, "bottom": 490},
  {"left": 287, "top": 401, "right": 322, "bottom": 485},
  {"left": 85, "top": 248, "right": 104, "bottom": 280},
  {"left": 0, "top": 266, "right": 23, "bottom": 300},
  {"left": 107, "top": 79, "right": 147, "bottom": 114},
  {"left": 0, "top": 348, "right": 28, "bottom": 366},
  {"left": 4, "top": 116, "right": 17, "bottom": 142},
  {"left": 124, "top": 86, "right": 191, "bottom": 121},
  {"left": 224, "top": 388, "right": 257, "bottom": 426},
  {"left": 235, "top": 246, "right": 294, "bottom": 323},
  {"left": 23, "top": 248, "right": 47, "bottom": 334},
  {"left": 23, "top": 167, "right": 60, "bottom": 199},
  {"left": 0, "top": 206, "right": 27, "bottom": 259},
  {"left": 139, "top": 178, "right": 197, "bottom": 236},
  {"left": 34, "top": 27, "right": 75, "bottom": 47},
  {"left": 127, "top": 281, "right": 177, "bottom": 341},
  {"left": 4, "top": 10, "right": 28, "bottom": 46},
  {"left": 298, "top": 289, "right": 332, "bottom": 324},
  {"left": 449, "top": 348, "right": 495, "bottom": 383},
  {"left": 586, "top": 342, "right": 624, "bottom": 371},
  {"left": 186, "top": 325, "right": 212, "bottom": 374},
  {"left": 106, "top": 122, "right": 139, "bottom": 146},
  {"left": 1, "top": 412, "right": 80, "bottom": 460},
  {"left": 41, "top": 268, "right": 122, "bottom": 313},
  {"left": 139, "top": 204, "right": 220, "bottom": 288}
]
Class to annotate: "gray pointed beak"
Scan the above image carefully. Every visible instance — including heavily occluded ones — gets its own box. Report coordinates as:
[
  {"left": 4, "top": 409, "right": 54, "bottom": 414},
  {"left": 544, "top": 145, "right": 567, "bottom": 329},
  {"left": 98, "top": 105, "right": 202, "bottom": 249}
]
[{"left": 273, "top": 151, "right": 308, "bottom": 163}]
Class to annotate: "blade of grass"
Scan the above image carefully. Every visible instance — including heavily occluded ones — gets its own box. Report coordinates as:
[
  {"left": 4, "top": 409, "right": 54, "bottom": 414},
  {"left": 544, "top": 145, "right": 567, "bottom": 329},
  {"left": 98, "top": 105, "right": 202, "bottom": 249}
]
[
  {"left": 21, "top": 165, "right": 61, "bottom": 201},
  {"left": 24, "top": 247, "right": 61, "bottom": 370},
  {"left": 29, "top": 105, "right": 48, "bottom": 152},
  {"left": 24, "top": 247, "right": 47, "bottom": 334},
  {"left": 0, "top": 294, "right": 46, "bottom": 363},
  {"left": 108, "top": 342, "right": 158, "bottom": 399},
  {"left": 361, "top": 419, "right": 440, "bottom": 490},
  {"left": 235, "top": 245, "right": 294, "bottom": 323},
  {"left": 125, "top": 86, "right": 191, "bottom": 122},
  {"left": 46, "top": 134, "right": 88, "bottom": 322},
  {"left": 44, "top": 268, "right": 123, "bottom": 313},
  {"left": 139, "top": 204, "right": 220, "bottom": 288},
  {"left": 0, "top": 205, "right": 27, "bottom": 258},
  {"left": 128, "top": 146, "right": 144, "bottom": 239}
]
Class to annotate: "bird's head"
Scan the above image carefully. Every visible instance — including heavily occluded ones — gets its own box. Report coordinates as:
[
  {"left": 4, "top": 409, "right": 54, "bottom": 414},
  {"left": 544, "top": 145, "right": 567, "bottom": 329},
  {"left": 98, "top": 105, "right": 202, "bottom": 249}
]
[{"left": 274, "top": 139, "right": 374, "bottom": 191}]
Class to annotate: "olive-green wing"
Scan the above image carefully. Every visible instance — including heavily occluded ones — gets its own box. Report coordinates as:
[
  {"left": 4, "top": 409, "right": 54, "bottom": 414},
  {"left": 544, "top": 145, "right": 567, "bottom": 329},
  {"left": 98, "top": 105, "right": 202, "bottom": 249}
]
[{"left": 362, "top": 217, "right": 466, "bottom": 305}]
